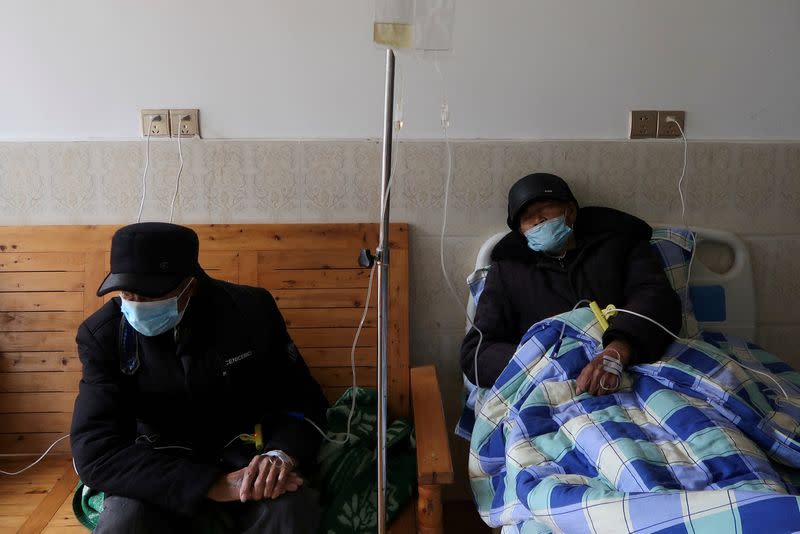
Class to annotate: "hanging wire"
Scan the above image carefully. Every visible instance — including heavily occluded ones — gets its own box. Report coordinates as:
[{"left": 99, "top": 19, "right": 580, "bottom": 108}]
[{"left": 169, "top": 116, "right": 186, "bottom": 223}]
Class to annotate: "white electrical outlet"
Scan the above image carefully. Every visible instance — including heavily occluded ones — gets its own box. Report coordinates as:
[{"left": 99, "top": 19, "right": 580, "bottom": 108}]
[
  {"left": 140, "top": 109, "right": 170, "bottom": 137},
  {"left": 169, "top": 109, "right": 200, "bottom": 138}
]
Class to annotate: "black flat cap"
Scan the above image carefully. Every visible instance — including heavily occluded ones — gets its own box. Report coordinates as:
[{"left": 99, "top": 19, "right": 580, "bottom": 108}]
[
  {"left": 507, "top": 173, "right": 578, "bottom": 229},
  {"left": 97, "top": 223, "right": 201, "bottom": 298}
]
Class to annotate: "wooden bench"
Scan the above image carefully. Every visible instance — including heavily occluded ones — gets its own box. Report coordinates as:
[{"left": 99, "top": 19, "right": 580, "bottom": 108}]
[{"left": 0, "top": 223, "right": 453, "bottom": 533}]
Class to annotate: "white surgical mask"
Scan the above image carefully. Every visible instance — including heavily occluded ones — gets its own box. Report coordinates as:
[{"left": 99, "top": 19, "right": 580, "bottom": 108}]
[
  {"left": 524, "top": 215, "right": 573, "bottom": 254},
  {"left": 120, "top": 282, "right": 192, "bottom": 337}
]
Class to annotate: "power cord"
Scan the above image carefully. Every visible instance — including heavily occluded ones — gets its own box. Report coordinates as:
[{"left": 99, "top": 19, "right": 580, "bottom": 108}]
[
  {"left": 433, "top": 55, "right": 486, "bottom": 389},
  {"left": 137, "top": 115, "right": 158, "bottom": 223},
  {"left": 169, "top": 115, "right": 187, "bottom": 223},
  {"left": 603, "top": 306, "right": 789, "bottom": 400},
  {"left": 666, "top": 116, "right": 698, "bottom": 318},
  {"left": 308, "top": 263, "right": 377, "bottom": 444},
  {"left": 0, "top": 434, "right": 70, "bottom": 476}
]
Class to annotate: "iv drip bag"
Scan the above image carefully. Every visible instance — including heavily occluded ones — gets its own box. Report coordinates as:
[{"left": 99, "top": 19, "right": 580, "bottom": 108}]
[{"left": 373, "top": 0, "right": 454, "bottom": 51}]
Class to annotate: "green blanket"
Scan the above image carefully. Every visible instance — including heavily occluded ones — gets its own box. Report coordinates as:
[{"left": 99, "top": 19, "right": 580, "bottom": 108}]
[{"left": 73, "top": 387, "right": 416, "bottom": 533}]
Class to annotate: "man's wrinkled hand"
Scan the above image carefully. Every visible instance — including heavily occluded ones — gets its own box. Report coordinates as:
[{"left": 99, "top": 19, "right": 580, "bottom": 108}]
[
  {"left": 239, "top": 454, "right": 303, "bottom": 502},
  {"left": 207, "top": 469, "right": 246, "bottom": 502},
  {"left": 575, "top": 340, "right": 631, "bottom": 396},
  {"left": 207, "top": 456, "right": 303, "bottom": 503}
]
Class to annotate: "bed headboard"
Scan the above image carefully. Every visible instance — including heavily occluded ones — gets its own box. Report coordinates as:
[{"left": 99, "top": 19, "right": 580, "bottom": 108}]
[
  {"left": 0, "top": 224, "right": 410, "bottom": 454},
  {"left": 465, "top": 226, "right": 756, "bottom": 339},
  {"left": 663, "top": 226, "right": 756, "bottom": 340}
]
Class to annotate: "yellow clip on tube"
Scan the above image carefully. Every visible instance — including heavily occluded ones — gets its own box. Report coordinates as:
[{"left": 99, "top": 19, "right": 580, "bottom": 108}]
[
  {"left": 589, "top": 301, "right": 609, "bottom": 331},
  {"left": 238, "top": 423, "right": 264, "bottom": 452},
  {"left": 254, "top": 423, "right": 263, "bottom": 452},
  {"left": 602, "top": 304, "right": 618, "bottom": 320},
  {"left": 588, "top": 301, "right": 619, "bottom": 332}
]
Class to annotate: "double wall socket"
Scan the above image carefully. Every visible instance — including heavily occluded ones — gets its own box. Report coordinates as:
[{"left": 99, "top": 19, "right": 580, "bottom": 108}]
[
  {"left": 140, "top": 109, "right": 200, "bottom": 138},
  {"left": 629, "top": 110, "right": 686, "bottom": 139}
]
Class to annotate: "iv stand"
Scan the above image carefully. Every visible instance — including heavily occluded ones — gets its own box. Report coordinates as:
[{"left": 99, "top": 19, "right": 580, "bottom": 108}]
[{"left": 376, "top": 47, "right": 395, "bottom": 534}]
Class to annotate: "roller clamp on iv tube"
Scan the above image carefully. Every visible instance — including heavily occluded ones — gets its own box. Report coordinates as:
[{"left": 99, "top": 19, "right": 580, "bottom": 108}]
[
  {"left": 589, "top": 301, "right": 618, "bottom": 331},
  {"left": 239, "top": 423, "right": 264, "bottom": 452}
]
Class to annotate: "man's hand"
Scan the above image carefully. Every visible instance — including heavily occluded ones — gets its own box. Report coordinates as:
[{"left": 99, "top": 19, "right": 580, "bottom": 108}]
[
  {"left": 207, "top": 455, "right": 303, "bottom": 503},
  {"left": 207, "top": 470, "right": 245, "bottom": 502},
  {"left": 239, "top": 454, "right": 302, "bottom": 502},
  {"left": 576, "top": 340, "right": 632, "bottom": 396}
]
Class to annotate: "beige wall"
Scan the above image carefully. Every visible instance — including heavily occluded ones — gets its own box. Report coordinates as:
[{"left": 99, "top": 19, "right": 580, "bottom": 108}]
[
  {"left": 2, "top": 139, "right": 798, "bottom": 497},
  {"left": 3, "top": 1, "right": 800, "bottom": 140}
]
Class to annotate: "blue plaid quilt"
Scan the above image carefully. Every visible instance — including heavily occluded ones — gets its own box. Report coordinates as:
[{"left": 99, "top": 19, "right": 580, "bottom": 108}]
[{"left": 457, "top": 308, "right": 800, "bottom": 533}]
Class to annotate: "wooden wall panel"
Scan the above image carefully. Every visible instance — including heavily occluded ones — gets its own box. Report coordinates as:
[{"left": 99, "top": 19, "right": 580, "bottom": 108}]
[
  {"left": 0, "top": 292, "right": 83, "bottom": 312},
  {"left": 282, "top": 308, "right": 377, "bottom": 329},
  {"left": 0, "top": 373, "right": 82, "bottom": 393},
  {"left": 0, "top": 312, "right": 82, "bottom": 332},
  {"left": 0, "top": 393, "right": 77, "bottom": 414},
  {"left": 259, "top": 269, "right": 371, "bottom": 289},
  {"left": 0, "top": 273, "right": 85, "bottom": 292},
  {"left": 0, "top": 353, "right": 80, "bottom": 373},
  {"left": 258, "top": 249, "right": 361, "bottom": 270},
  {"left": 0, "top": 333, "right": 75, "bottom": 353},
  {"left": 0, "top": 223, "right": 410, "bottom": 454},
  {"left": 299, "top": 347, "right": 374, "bottom": 367},
  {"left": 0, "top": 253, "right": 84, "bottom": 272},
  {"left": 272, "top": 288, "right": 378, "bottom": 309}
]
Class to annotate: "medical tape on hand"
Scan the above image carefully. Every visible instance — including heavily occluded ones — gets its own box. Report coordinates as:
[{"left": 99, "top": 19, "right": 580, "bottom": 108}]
[
  {"left": 268, "top": 456, "right": 285, "bottom": 469},
  {"left": 600, "top": 348, "right": 623, "bottom": 391},
  {"left": 601, "top": 348, "right": 623, "bottom": 373},
  {"left": 261, "top": 450, "right": 295, "bottom": 471}
]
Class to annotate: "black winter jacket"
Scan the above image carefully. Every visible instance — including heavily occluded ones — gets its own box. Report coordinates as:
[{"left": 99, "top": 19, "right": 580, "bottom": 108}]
[
  {"left": 70, "top": 275, "right": 328, "bottom": 516},
  {"left": 461, "top": 207, "right": 682, "bottom": 386}
]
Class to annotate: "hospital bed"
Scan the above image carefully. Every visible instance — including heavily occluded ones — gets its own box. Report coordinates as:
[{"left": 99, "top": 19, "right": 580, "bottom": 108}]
[{"left": 461, "top": 225, "right": 800, "bottom": 533}]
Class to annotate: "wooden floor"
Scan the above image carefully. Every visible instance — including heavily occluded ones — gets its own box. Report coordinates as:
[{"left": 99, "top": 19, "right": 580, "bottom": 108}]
[
  {"left": 0, "top": 455, "right": 81, "bottom": 533},
  {"left": 0, "top": 456, "right": 489, "bottom": 533}
]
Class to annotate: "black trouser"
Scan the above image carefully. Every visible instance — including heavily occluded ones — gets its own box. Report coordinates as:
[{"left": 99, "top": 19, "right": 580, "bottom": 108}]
[{"left": 94, "top": 487, "right": 320, "bottom": 534}]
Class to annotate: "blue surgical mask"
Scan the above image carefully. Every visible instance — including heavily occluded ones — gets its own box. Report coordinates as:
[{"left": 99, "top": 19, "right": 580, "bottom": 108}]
[
  {"left": 524, "top": 215, "right": 573, "bottom": 254},
  {"left": 120, "top": 282, "right": 192, "bottom": 337}
]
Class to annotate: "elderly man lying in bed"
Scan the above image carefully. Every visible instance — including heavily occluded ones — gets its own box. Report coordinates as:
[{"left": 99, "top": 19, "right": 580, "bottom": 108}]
[{"left": 460, "top": 172, "right": 682, "bottom": 394}]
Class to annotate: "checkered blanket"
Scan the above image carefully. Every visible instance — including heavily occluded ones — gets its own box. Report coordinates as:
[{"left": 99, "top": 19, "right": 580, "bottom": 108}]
[{"left": 458, "top": 308, "right": 800, "bottom": 533}]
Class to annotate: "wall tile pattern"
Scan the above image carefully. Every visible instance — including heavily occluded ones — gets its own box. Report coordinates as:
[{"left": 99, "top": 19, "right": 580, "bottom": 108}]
[{"left": 2, "top": 139, "right": 798, "bottom": 498}]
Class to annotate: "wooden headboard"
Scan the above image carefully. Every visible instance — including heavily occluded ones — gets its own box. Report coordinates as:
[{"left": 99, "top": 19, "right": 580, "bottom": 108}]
[{"left": 0, "top": 223, "right": 410, "bottom": 455}]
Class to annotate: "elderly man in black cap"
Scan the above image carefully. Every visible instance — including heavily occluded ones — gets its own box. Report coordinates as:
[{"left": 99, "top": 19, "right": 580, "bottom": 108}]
[
  {"left": 460, "top": 173, "right": 682, "bottom": 394},
  {"left": 70, "top": 223, "right": 328, "bottom": 533}
]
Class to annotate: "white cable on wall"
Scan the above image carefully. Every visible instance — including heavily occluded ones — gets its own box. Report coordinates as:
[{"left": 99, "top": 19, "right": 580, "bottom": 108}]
[
  {"left": 433, "top": 55, "right": 486, "bottom": 389},
  {"left": 169, "top": 116, "right": 186, "bottom": 224},
  {"left": 666, "top": 116, "right": 697, "bottom": 338},
  {"left": 137, "top": 116, "right": 155, "bottom": 223},
  {"left": 668, "top": 117, "right": 698, "bottom": 306}
]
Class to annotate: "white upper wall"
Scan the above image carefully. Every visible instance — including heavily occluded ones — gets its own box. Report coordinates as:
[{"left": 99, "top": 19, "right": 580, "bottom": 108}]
[{"left": 1, "top": 0, "right": 798, "bottom": 140}]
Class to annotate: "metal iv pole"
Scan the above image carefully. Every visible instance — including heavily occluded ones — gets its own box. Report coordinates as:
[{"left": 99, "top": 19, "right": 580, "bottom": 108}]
[{"left": 375, "top": 47, "right": 395, "bottom": 534}]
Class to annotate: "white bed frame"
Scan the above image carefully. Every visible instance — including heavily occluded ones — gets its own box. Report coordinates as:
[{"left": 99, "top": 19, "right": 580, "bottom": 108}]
[{"left": 466, "top": 226, "right": 756, "bottom": 341}]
